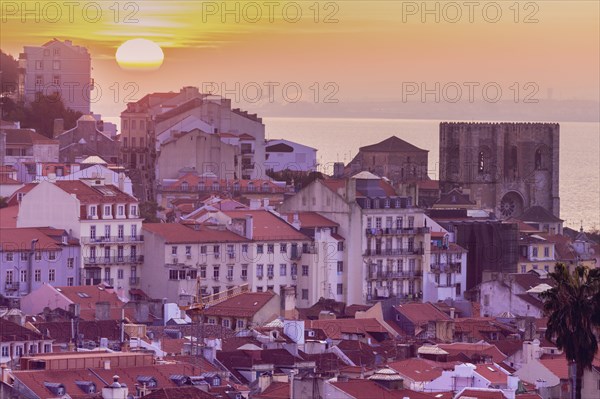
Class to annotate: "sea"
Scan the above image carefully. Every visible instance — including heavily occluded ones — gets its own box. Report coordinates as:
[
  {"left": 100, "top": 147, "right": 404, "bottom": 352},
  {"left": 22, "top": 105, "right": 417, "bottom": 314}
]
[{"left": 264, "top": 117, "right": 600, "bottom": 231}]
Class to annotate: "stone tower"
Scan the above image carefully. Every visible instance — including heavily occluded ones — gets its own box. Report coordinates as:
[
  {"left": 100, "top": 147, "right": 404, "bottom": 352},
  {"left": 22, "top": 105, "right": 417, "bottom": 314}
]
[{"left": 439, "top": 122, "right": 560, "bottom": 219}]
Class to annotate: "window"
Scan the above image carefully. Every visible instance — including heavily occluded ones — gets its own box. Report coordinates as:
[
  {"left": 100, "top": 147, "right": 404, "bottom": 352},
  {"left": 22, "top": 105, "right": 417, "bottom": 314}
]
[
  {"left": 302, "top": 289, "right": 309, "bottom": 300},
  {"left": 386, "top": 217, "right": 393, "bottom": 228},
  {"left": 130, "top": 205, "right": 137, "bottom": 217},
  {"left": 256, "top": 286, "right": 263, "bottom": 292},
  {"left": 117, "top": 225, "right": 124, "bottom": 239},
  {"left": 48, "top": 269, "right": 55, "bottom": 282},
  {"left": 302, "top": 265, "right": 309, "bottom": 276},
  {"left": 104, "top": 225, "right": 111, "bottom": 238},
  {"left": 337, "top": 241, "right": 344, "bottom": 251},
  {"left": 1, "top": 346, "right": 8, "bottom": 357},
  {"left": 53, "top": 60, "right": 60, "bottom": 69},
  {"left": 366, "top": 217, "right": 372, "bottom": 229},
  {"left": 34, "top": 269, "right": 41, "bottom": 282},
  {"left": 118, "top": 206, "right": 124, "bottom": 216},
  {"left": 207, "top": 318, "right": 216, "bottom": 325},
  {"left": 90, "top": 225, "right": 97, "bottom": 239},
  {"left": 267, "top": 264, "right": 274, "bottom": 278},
  {"left": 267, "top": 244, "right": 274, "bottom": 254},
  {"left": 337, "top": 283, "right": 343, "bottom": 295},
  {"left": 408, "top": 217, "right": 414, "bottom": 228},
  {"left": 241, "top": 264, "right": 248, "bottom": 278},
  {"left": 48, "top": 251, "right": 56, "bottom": 260},
  {"left": 53, "top": 75, "right": 60, "bottom": 85},
  {"left": 53, "top": 48, "right": 60, "bottom": 56},
  {"left": 521, "top": 265, "right": 526, "bottom": 273},
  {"left": 6, "top": 270, "right": 13, "bottom": 283},
  {"left": 35, "top": 75, "right": 43, "bottom": 85},
  {"left": 213, "top": 245, "right": 220, "bottom": 255},
  {"left": 242, "top": 244, "right": 248, "bottom": 253},
  {"left": 169, "top": 270, "right": 179, "bottom": 280},
  {"left": 257, "top": 244, "right": 264, "bottom": 254},
  {"left": 171, "top": 246, "right": 178, "bottom": 255},
  {"left": 6, "top": 253, "right": 13, "bottom": 261},
  {"left": 237, "top": 319, "right": 244, "bottom": 329},
  {"left": 337, "top": 261, "right": 344, "bottom": 274},
  {"left": 200, "top": 245, "right": 207, "bottom": 254},
  {"left": 280, "top": 264, "right": 287, "bottom": 276},
  {"left": 533, "top": 264, "right": 538, "bottom": 270},
  {"left": 544, "top": 247, "right": 550, "bottom": 257},
  {"left": 532, "top": 247, "right": 538, "bottom": 257},
  {"left": 544, "top": 265, "right": 550, "bottom": 272},
  {"left": 36, "top": 60, "right": 43, "bottom": 69},
  {"left": 89, "top": 206, "right": 97, "bottom": 217},
  {"left": 227, "top": 265, "right": 234, "bottom": 279},
  {"left": 35, "top": 252, "right": 42, "bottom": 261},
  {"left": 118, "top": 269, "right": 124, "bottom": 279},
  {"left": 223, "top": 319, "right": 231, "bottom": 328},
  {"left": 21, "top": 252, "right": 28, "bottom": 261},
  {"left": 67, "top": 258, "right": 74, "bottom": 268},
  {"left": 280, "top": 243, "right": 287, "bottom": 253},
  {"left": 200, "top": 266, "right": 207, "bottom": 278},
  {"left": 375, "top": 217, "right": 382, "bottom": 229},
  {"left": 186, "top": 246, "right": 192, "bottom": 256},
  {"left": 213, "top": 266, "right": 220, "bottom": 279}
]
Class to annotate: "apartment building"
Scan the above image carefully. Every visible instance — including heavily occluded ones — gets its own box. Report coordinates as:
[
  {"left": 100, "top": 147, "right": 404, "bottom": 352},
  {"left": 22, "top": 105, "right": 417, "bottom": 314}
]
[
  {"left": 425, "top": 232, "right": 468, "bottom": 302},
  {"left": 278, "top": 171, "right": 431, "bottom": 305},
  {"left": 18, "top": 39, "right": 91, "bottom": 114},
  {"left": 0, "top": 227, "right": 80, "bottom": 301},
  {"left": 15, "top": 179, "right": 143, "bottom": 298}
]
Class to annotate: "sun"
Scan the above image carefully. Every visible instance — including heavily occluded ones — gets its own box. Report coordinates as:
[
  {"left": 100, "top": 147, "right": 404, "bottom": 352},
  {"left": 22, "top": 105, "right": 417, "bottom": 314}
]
[{"left": 115, "top": 39, "right": 164, "bottom": 71}]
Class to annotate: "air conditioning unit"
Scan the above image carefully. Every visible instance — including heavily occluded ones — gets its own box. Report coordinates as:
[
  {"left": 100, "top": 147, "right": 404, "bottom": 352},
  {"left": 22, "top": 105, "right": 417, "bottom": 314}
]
[{"left": 186, "top": 254, "right": 192, "bottom": 259}]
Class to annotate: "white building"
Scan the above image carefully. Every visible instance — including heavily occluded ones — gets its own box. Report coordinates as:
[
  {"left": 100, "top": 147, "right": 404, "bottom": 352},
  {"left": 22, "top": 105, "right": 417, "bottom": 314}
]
[
  {"left": 16, "top": 179, "right": 143, "bottom": 298},
  {"left": 265, "top": 139, "right": 317, "bottom": 172},
  {"left": 423, "top": 231, "right": 468, "bottom": 302},
  {"left": 278, "top": 172, "right": 431, "bottom": 306},
  {"left": 18, "top": 39, "right": 91, "bottom": 114}
]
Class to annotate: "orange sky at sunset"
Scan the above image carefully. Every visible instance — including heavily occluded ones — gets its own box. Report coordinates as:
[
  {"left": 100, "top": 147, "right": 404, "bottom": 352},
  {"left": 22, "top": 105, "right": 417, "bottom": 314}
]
[{"left": 1, "top": 1, "right": 598, "bottom": 117}]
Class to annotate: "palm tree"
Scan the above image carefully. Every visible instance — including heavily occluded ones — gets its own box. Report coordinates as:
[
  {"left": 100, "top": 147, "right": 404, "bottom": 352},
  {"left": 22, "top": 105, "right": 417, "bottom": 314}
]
[{"left": 540, "top": 263, "right": 600, "bottom": 399}]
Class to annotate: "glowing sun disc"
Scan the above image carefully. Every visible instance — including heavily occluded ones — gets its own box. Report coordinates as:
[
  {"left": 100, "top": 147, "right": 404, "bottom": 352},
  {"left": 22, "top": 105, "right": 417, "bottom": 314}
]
[{"left": 116, "top": 38, "right": 164, "bottom": 70}]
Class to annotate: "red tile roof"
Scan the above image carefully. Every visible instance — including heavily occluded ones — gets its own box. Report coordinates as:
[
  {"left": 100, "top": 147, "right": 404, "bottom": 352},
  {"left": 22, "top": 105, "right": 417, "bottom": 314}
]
[
  {"left": 202, "top": 291, "right": 276, "bottom": 318},
  {"left": 142, "top": 387, "right": 217, "bottom": 399},
  {"left": 143, "top": 223, "right": 248, "bottom": 244},
  {"left": 0, "top": 227, "right": 64, "bottom": 252},
  {"left": 0, "top": 206, "right": 18, "bottom": 227},
  {"left": 456, "top": 388, "right": 504, "bottom": 399},
  {"left": 474, "top": 363, "right": 509, "bottom": 385},
  {"left": 419, "top": 180, "right": 440, "bottom": 190},
  {"left": 395, "top": 303, "right": 452, "bottom": 326},
  {"left": 163, "top": 173, "right": 285, "bottom": 193},
  {"left": 223, "top": 210, "right": 310, "bottom": 241},
  {"left": 50, "top": 285, "right": 129, "bottom": 321},
  {"left": 53, "top": 180, "right": 137, "bottom": 204},
  {"left": 437, "top": 343, "right": 507, "bottom": 363},
  {"left": 539, "top": 355, "right": 569, "bottom": 379},
  {"left": 0, "top": 175, "right": 22, "bottom": 185},
  {"left": 280, "top": 212, "right": 339, "bottom": 228},
  {"left": 254, "top": 382, "right": 290, "bottom": 399},
  {"left": 306, "top": 318, "right": 388, "bottom": 340},
  {"left": 331, "top": 379, "right": 434, "bottom": 399},
  {"left": 387, "top": 358, "right": 454, "bottom": 382}
]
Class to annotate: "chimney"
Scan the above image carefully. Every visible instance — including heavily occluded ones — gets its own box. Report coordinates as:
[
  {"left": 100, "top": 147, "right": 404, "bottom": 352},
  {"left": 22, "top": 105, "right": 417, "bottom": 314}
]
[
  {"left": 244, "top": 216, "right": 253, "bottom": 240},
  {"left": 95, "top": 301, "right": 111, "bottom": 321},
  {"left": 118, "top": 173, "right": 125, "bottom": 191},
  {"left": 449, "top": 307, "right": 455, "bottom": 319},
  {"left": 53, "top": 118, "right": 64, "bottom": 138},
  {"left": 283, "top": 286, "right": 297, "bottom": 319},
  {"left": 249, "top": 198, "right": 261, "bottom": 210},
  {"left": 102, "top": 375, "right": 128, "bottom": 399},
  {"left": 345, "top": 178, "right": 356, "bottom": 203},
  {"left": 291, "top": 213, "right": 301, "bottom": 230},
  {"left": 257, "top": 373, "right": 272, "bottom": 393},
  {"left": 263, "top": 198, "right": 270, "bottom": 209}
]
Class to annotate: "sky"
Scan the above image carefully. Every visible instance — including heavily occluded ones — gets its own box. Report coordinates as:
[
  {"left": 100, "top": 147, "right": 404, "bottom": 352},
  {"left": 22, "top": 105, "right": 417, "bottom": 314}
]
[{"left": 1, "top": 1, "right": 599, "bottom": 118}]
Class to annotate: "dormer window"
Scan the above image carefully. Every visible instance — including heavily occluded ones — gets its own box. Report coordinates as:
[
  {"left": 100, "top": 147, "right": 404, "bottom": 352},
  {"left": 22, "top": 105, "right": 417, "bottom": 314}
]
[
  {"left": 137, "top": 376, "right": 157, "bottom": 388},
  {"left": 130, "top": 205, "right": 138, "bottom": 217},
  {"left": 89, "top": 206, "right": 97, "bottom": 217},
  {"left": 103, "top": 205, "right": 112, "bottom": 217},
  {"left": 117, "top": 205, "right": 124, "bottom": 216},
  {"left": 212, "top": 182, "right": 219, "bottom": 191}
]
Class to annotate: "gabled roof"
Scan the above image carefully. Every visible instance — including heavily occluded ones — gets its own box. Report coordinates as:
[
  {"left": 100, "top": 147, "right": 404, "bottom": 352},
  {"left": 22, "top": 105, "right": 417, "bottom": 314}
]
[
  {"left": 456, "top": 388, "right": 504, "bottom": 399},
  {"left": 202, "top": 291, "right": 276, "bottom": 318},
  {"left": 435, "top": 189, "right": 476, "bottom": 206},
  {"left": 330, "top": 379, "right": 434, "bottom": 399},
  {"left": 280, "top": 212, "right": 339, "bottom": 228},
  {"left": 254, "top": 382, "right": 290, "bottom": 399},
  {"left": 518, "top": 206, "right": 563, "bottom": 223},
  {"left": 436, "top": 343, "right": 507, "bottom": 363},
  {"left": 0, "top": 227, "right": 65, "bottom": 252},
  {"left": 394, "top": 303, "right": 452, "bottom": 327},
  {"left": 0, "top": 318, "right": 44, "bottom": 341},
  {"left": 3, "top": 128, "right": 58, "bottom": 145},
  {"left": 143, "top": 223, "right": 248, "bottom": 244},
  {"left": 49, "top": 284, "right": 127, "bottom": 321},
  {"left": 359, "top": 136, "right": 428, "bottom": 153},
  {"left": 387, "top": 358, "right": 454, "bottom": 382},
  {"left": 223, "top": 210, "right": 310, "bottom": 241},
  {"left": 306, "top": 318, "right": 388, "bottom": 340}
]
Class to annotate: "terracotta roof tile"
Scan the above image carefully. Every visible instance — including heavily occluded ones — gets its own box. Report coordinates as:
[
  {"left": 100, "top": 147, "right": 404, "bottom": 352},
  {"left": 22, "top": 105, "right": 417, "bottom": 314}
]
[
  {"left": 143, "top": 223, "right": 248, "bottom": 244},
  {"left": 254, "top": 382, "right": 290, "bottom": 399},
  {"left": 388, "top": 358, "right": 455, "bottom": 382},
  {"left": 395, "top": 303, "right": 452, "bottom": 327},
  {"left": 280, "top": 212, "right": 339, "bottom": 228},
  {"left": 437, "top": 343, "right": 507, "bottom": 363},
  {"left": 0, "top": 227, "right": 64, "bottom": 251},
  {"left": 331, "top": 379, "right": 434, "bottom": 399},
  {"left": 456, "top": 388, "right": 504, "bottom": 399},
  {"left": 202, "top": 291, "right": 276, "bottom": 318},
  {"left": 223, "top": 210, "right": 309, "bottom": 241}
]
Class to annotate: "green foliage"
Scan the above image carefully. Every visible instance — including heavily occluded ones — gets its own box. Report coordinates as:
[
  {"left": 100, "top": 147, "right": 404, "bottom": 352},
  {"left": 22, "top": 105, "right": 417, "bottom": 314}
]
[
  {"left": 1, "top": 94, "right": 81, "bottom": 138},
  {"left": 266, "top": 169, "right": 324, "bottom": 191},
  {"left": 0, "top": 51, "right": 19, "bottom": 93},
  {"left": 139, "top": 201, "right": 164, "bottom": 223},
  {"left": 0, "top": 196, "right": 8, "bottom": 209},
  {"left": 540, "top": 263, "right": 600, "bottom": 399}
]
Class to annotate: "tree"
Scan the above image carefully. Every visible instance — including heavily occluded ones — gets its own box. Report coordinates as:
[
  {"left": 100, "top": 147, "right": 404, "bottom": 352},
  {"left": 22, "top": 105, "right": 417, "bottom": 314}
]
[
  {"left": 0, "top": 51, "right": 19, "bottom": 93},
  {"left": 540, "top": 263, "right": 600, "bottom": 399},
  {"left": 139, "top": 201, "right": 164, "bottom": 223}
]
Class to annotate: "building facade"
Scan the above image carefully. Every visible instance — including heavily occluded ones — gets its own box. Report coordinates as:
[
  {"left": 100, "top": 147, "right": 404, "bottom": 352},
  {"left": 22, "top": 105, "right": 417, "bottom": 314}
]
[
  {"left": 18, "top": 39, "right": 91, "bottom": 114},
  {"left": 56, "top": 115, "right": 120, "bottom": 164},
  {"left": 15, "top": 180, "right": 143, "bottom": 299},
  {"left": 439, "top": 122, "right": 560, "bottom": 219},
  {"left": 265, "top": 139, "right": 318, "bottom": 172}
]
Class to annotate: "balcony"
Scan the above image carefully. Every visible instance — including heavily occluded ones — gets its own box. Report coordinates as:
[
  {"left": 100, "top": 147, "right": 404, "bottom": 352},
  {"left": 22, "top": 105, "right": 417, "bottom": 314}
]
[
  {"left": 129, "top": 277, "right": 140, "bottom": 285},
  {"left": 85, "top": 278, "right": 101, "bottom": 285},
  {"left": 290, "top": 251, "right": 302, "bottom": 260},
  {"left": 368, "top": 270, "right": 423, "bottom": 280},
  {"left": 365, "top": 227, "right": 428, "bottom": 236},
  {"left": 81, "top": 235, "right": 144, "bottom": 244},
  {"left": 4, "top": 282, "right": 19, "bottom": 291},
  {"left": 103, "top": 278, "right": 114, "bottom": 286},
  {"left": 430, "top": 262, "right": 461, "bottom": 274},
  {"left": 84, "top": 255, "right": 144, "bottom": 265},
  {"left": 363, "top": 248, "right": 425, "bottom": 256}
]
